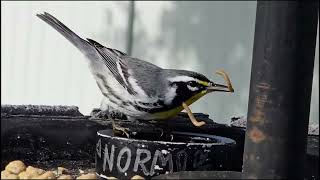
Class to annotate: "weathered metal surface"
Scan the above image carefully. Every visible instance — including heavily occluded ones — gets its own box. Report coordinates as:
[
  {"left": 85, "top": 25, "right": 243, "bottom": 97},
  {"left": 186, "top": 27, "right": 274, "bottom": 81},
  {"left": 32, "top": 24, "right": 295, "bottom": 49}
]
[
  {"left": 1, "top": 116, "right": 99, "bottom": 170},
  {"left": 1, "top": 104, "right": 83, "bottom": 117},
  {"left": 230, "top": 116, "right": 319, "bottom": 135},
  {"left": 243, "top": 1, "right": 319, "bottom": 179}
]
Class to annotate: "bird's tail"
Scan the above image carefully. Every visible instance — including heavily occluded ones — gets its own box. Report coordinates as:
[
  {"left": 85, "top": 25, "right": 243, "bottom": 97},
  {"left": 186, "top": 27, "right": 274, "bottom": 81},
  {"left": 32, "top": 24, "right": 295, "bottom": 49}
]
[{"left": 36, "top": 12, "right": 92, "bottom": 54}]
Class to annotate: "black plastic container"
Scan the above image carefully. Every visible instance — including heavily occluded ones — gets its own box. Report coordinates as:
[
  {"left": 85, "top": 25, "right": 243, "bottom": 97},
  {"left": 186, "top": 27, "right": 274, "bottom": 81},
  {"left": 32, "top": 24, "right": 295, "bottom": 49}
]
[{"left": 95, "top": 130, "right": 236, "bottom": 179}]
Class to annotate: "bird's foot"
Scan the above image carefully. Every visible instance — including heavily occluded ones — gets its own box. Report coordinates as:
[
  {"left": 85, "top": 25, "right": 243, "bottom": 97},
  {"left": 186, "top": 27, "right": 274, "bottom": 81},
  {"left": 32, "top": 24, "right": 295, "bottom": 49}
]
[
  {"left": 112, "top": 120, "right": 130, "bottom": 138},
  {"left": 154, "top": 127, "right": 164, "bottom": 137}
]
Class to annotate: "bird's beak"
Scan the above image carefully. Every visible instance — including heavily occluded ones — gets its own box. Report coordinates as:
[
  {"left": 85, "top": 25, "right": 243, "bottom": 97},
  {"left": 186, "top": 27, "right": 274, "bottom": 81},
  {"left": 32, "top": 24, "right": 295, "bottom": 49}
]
[{"left": 206, "top": 82, "right": 231, "bottom": 93}]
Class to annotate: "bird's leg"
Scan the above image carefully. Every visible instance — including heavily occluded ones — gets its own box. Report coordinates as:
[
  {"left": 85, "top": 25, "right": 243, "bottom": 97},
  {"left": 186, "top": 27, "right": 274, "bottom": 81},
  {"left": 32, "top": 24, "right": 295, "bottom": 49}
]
[
  {"left": 182, "top": 102, "right": 206, "bottom": 127},
  {"left": 146, "top": 121, "right": 164, "bottom": 137},
  {"left": 105, "top": 108, "right": 130, "bottom": 138},
  {"left": 111, "top": 118, "right": 130, "bottom": 138},
  {"left": 156, "top": 127, "right": 164, "bottom": 137},
  {"left": 215, "top": 69, "right": 234, "bottom": 92},
  {"left": 90, "top": 107, "right": 130, "bottom": 137}
]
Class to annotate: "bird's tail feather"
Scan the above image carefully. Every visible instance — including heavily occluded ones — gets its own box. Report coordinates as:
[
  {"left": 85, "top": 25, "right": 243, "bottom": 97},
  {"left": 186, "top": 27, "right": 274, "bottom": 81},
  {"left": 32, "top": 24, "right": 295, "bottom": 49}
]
[{"left": 36, "top": 12, "right": 92, "bottom": 54}]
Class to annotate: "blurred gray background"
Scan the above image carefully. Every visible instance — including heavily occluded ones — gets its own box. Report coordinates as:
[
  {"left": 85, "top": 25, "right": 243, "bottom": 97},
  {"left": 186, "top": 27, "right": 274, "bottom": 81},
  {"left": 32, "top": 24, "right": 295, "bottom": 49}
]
[{"left": 1, "top": 1, "right": 318, "bottom": 125}]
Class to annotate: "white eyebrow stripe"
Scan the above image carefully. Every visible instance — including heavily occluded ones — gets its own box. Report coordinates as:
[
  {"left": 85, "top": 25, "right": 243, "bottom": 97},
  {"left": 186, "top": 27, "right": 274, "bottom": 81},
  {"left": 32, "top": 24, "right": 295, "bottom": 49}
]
[
  {"left": 187, "top": 85, "right": 199, "bottom": 91},
  {"left": 167, "top": 76, "right": 198, "bottom": 82}
]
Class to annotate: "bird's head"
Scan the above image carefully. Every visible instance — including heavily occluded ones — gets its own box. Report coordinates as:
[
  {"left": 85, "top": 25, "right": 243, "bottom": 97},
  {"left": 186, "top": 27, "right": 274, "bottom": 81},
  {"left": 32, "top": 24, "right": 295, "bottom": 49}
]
[{"left": 163, "top": 69, "right": 233, "bottom": 106}]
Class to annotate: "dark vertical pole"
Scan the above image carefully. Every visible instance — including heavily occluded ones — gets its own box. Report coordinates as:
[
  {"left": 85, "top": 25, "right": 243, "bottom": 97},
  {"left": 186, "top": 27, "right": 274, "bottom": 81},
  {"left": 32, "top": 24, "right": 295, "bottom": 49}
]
[
  {"left": 243, "top": 1, "right": 318, "bottom": 179},
  {"left": 126, "top": 0, "right": 135, "bottom": 56}
]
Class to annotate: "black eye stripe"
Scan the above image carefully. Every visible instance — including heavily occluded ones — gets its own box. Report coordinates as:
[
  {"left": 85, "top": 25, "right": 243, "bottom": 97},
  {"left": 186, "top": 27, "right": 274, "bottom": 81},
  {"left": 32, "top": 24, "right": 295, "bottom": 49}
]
[{"left": 188, "top": 81, "right": 198, "bottom": 87}]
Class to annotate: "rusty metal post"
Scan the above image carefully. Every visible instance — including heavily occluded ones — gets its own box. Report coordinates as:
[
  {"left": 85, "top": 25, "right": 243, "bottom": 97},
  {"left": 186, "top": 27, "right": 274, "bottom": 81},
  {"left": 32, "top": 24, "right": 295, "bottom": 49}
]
[{"left": 243, "top": 1, "right": 318, "bottom": 179}]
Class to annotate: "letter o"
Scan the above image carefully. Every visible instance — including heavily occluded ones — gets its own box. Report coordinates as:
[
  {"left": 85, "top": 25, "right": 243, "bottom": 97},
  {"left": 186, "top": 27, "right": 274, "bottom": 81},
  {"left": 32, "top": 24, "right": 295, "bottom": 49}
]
[{"left": 117, "top": 147, "right": 132, "bottom": 173}]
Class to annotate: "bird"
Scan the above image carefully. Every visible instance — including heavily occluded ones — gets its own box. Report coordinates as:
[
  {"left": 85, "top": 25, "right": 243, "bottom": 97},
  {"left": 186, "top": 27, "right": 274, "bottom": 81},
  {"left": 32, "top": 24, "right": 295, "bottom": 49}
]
[{"left": 36, "top": 12, "right": 234, "bottom": 137}]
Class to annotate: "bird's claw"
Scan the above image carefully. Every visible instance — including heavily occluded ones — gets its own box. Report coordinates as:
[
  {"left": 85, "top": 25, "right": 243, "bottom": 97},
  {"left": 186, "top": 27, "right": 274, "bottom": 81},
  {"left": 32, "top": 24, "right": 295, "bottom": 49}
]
[
  {"left": 112, "top": 120, "right": 130, "bottom": 138},
  {"left": 114, "top": 125, "right": 130, "bottom": 138},
  {"left": 155, "top": 128, "right": 164, "bottom": 137}
]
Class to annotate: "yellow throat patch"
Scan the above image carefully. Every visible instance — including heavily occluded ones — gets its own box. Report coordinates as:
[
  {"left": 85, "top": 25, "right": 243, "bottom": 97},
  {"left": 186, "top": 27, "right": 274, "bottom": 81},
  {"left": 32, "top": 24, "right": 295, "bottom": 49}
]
[{"left": 152, "top": 90, "right": 208, "bottom": 119}]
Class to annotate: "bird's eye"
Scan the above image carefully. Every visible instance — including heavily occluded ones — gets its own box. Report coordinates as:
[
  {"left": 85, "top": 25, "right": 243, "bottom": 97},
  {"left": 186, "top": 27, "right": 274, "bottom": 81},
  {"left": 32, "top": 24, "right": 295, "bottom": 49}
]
[{"left": 188, "top": 81, "right": 197, "bottom": 87}]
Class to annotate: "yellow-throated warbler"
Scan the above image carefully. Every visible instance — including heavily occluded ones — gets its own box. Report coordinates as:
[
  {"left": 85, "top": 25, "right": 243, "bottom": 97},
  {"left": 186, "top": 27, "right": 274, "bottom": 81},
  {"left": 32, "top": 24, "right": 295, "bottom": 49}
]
[{"left": 37, "top": 12, "right": 234, "bottom": 136}]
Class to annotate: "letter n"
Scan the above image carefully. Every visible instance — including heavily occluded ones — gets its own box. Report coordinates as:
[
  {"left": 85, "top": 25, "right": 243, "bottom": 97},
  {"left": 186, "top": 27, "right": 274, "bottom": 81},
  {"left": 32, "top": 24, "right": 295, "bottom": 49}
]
[{"left": 103, "top": 144, "right": 115, "bottom": 172}]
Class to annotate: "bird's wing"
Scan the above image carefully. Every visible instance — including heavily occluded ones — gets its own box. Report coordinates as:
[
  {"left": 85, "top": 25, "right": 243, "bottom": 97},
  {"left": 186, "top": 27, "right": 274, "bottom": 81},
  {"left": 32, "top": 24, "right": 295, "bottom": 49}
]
[
  {"left": 87, "top": 38, "right": 127, "bottom": 56},
  {"left": 86, "top": 38, "right": 137, "bottom": 95}
]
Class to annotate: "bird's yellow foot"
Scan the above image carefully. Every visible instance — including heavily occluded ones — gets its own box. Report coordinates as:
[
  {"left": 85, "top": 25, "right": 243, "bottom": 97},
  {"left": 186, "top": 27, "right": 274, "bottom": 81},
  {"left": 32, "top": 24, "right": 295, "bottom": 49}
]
[{"left": 112, "top": 119, "right": 130, "bottom": 138}]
